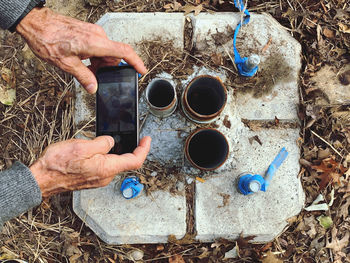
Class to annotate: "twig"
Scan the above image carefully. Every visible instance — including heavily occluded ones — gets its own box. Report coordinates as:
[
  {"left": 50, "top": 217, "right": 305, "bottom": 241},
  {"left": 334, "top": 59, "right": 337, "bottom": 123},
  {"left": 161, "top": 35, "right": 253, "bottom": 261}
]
[
  {"left": 72, "top": 117, "right": 96, "bottom": 138},
  {"left": 139, "top": 53, "right": 168, "bottom": 83},
  {"left": 311, "top": 130, "right": 343, "bottom": 158}
]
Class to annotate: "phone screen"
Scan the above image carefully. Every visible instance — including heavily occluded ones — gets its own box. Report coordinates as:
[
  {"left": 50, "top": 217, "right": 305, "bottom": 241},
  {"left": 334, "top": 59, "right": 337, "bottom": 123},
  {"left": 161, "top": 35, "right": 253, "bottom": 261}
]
[{"left": 96, "top": 67, "right": 138, "bottom": 154}]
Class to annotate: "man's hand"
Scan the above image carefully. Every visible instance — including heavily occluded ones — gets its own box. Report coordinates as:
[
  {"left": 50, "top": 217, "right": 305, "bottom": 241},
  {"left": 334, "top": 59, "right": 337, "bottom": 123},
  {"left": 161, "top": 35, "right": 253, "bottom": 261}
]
[
  {"left": 16, "top": 7, "right": 147, "bottom": 94},
  {"left": 29, "top": 136, "right": 151, "bottom": 197}
]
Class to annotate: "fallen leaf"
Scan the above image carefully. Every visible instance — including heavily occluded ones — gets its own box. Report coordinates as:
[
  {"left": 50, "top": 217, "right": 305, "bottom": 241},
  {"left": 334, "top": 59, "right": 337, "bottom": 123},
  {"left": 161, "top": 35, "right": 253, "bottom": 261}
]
[
  {"left": 224, "top": 246, "right": 238, "bottom": 259},
  {"left": 339, "top": 23, "right": 350, "bottom": 33},
  {"left": 218, "top": 193, "right": 230, "bottom": 208},
  {"left": 311, "top": 158, "right": 347, "bottom": 190},
  {"left": 197, "top": 247, "right": 210, "bottom": 259},
  {"left": 169, "top": 254, "right": 185, "bottom": 263},
  {"left": 0, "top": 85, "right": 16, "bottom": 106},
  {"left": 248, "top": 135, "right": 263, "bottom": 146},
  {"left": 211, "top": 53, "right": 223, "bottom": 66},
  {"left": 156, "top": 245, "right": 164, "bottom": 251},
  {"left": 182, "top": 4, "right": 203, "bottom": 16},
  {"left": 236, "top": 233, "right": 255, "bottom": 248},
  {"left": 338, "top": 70, "right": 350, "bottom": 85},
  {"left": 164, "top": 2, "right": 182, "bottom": 11},
  {"left": 168, "top": 233, "right": 196, "bottom": 245},
  {"left": 317, "top": 24, "right": 322, "bottom": 42},
  {"left": 0, "top": 67, "right": 16, "bottom": 106},
  {"left": 262, "top": 250, "right": 283, "bottom": 263},
  {"left": 323, "top": 28, "right": 335, "bottom": 38},
  {"left": 326, "top": 228, "right": 349, "bottom": 256},
  {"left": 317, "top": 215, "right": 333, "bottom": 229}
]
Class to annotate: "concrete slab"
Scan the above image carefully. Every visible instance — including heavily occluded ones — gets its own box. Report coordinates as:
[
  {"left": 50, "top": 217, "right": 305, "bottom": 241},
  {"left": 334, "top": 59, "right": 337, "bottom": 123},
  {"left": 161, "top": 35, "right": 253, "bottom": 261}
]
[
  {"left": 191, "top": 13, "right": 301, "bottom": 120},
  {"left": 139, "top": 67, "right": 247, "bottom": 176},
  {"left": 73, "top": 178, "right": 186, "bottom": 244},
  {"left": 195, "top": 128, "right": 305, "bottom": 243},
  {"left": 96, "top": 13, "right": 185, "bottom": 52},
  {"left": 73, "top": 12, "right": 304, "bottom": 244}
]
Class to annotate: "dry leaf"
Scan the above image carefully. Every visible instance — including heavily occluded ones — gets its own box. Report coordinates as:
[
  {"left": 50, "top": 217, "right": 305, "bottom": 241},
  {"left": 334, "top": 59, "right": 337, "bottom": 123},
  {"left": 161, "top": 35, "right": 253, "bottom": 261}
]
[
  {"left": 323, "top": 28, "right": 335, "bottom": 38},
  {"left": 169, "top": 254, "right": 185, "bottom": 263},
  {"left": 317, "top": 24, "right": 322, "bottom": 42},
  {"left": 218, "top": 193, "right": 230, "bottom": 208},
  {"left": 182, "top": 4, "right": 203, "bottom": 16},
  {"left": 164, "top": 2, "right": 182, "bottom": 11},
  {"left": 339, "top": 23, "right": 350, "bottom": 33},
  {"left": 317, "top": 215, "right": 333, "bottom": 229},
  {"left": 211, "top": 53, "right": 223, "bottom": 66},
  {"left": 262, "top": 251, "right": 283, "bottom": 263},
  {"left": 0, "top": 85, "right": 16, "bottom": 106},
  {"left": 311, "top": 158, "right": 346, "bottom": 190},
  {"left": 197, "top": 247, "right": 210, "bottom": 259},
  {"left": 326, "top": 228, "right": 349, "bottom": 255}
]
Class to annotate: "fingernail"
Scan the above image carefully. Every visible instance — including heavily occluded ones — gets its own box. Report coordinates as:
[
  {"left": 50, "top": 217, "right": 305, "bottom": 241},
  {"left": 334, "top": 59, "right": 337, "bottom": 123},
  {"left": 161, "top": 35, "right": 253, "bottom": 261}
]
[
  {"left": 86, "top": 83, "right": 97, "bottom": 94},
  {"left": 106, "top": 136, "right": 115, "bottom": 148}
]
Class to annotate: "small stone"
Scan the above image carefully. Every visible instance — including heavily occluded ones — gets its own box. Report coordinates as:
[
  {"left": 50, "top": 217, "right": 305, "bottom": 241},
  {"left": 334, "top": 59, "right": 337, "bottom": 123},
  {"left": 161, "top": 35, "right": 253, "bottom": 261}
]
[
  {"left": 128, "top": 249, "right": 144, "bottom": 261},
  {"left": 224, "top": 246, "right": 238, "bottom": 259},
  {"left": 151, "top": 171, "right": 158, "bottom": 177},
  {"left": 186, "top": 176, "right": 194, "bottom": 184}
]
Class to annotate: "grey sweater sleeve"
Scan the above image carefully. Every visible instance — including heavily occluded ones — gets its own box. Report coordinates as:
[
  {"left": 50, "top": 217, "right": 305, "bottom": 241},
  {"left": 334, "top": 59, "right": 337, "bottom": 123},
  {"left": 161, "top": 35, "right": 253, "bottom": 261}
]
[
  {"left": 0, "top": 0, "right": 32, "bottom": 30},
  {"left": 0, "top": 162, "right": 42, "bottom": 228}
]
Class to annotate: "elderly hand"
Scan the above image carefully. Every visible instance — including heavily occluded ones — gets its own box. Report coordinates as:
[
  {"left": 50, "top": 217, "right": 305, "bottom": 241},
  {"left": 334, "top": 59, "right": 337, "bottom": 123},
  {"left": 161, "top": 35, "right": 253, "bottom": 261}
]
[
  {"left": 29, "top": 136, "right": 151, "bottom": 197},
  {"left": 16, "top": 7, "right": 147, "bottom": 94}
]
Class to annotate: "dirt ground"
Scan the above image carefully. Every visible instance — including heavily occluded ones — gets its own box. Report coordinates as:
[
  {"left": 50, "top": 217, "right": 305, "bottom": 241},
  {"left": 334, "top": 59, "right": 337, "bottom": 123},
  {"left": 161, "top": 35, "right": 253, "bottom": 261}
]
[{"left": 0, "top": 0, "right": 349, "bottom": 262}]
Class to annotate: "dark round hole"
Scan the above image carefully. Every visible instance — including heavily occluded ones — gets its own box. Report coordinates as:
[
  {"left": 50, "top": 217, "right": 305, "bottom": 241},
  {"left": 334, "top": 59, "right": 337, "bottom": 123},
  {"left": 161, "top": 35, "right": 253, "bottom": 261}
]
[
  {"left": 148, "top": 80, "right": 175, "bottom": 108},
  {"left": 188, "top": 129, "right": 228, "bottom": 169},
  {"left": 187, "top": 77, "right": 226, "bottom": 115}
]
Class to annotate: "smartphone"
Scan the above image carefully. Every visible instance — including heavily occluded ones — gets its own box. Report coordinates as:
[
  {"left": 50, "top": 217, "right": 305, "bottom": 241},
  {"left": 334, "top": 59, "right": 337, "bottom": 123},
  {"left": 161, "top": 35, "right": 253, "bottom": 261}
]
[{"left": 96, "top": 66, "right": 139, "bottom": 154}]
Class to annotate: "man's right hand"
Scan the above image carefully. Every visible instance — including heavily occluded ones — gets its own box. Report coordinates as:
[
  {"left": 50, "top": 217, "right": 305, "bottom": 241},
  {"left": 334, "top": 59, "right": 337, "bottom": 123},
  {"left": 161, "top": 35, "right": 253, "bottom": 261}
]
[
  {"left": 29, "top": 136, "right": 151, "bottom": 197},
  {"left": 16, "top": 7, "right": 147, "bottom": 94}
]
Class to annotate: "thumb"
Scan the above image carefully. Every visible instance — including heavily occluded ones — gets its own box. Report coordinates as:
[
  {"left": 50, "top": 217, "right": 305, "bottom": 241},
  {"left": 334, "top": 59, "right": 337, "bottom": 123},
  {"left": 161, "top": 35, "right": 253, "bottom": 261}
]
[{"left": 69, "top": 57, "right": 98, "bottom": 94}]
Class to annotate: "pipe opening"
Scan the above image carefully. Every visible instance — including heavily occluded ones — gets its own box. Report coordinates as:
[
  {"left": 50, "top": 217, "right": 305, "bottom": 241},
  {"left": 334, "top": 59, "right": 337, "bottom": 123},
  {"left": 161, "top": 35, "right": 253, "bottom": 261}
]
[
  {"left": 186, "top": 129, "right": 229, "bottom": 170},
  {"left": 147, "top": 79, "right": 175, "bottom": 108},
  {"left": 186, "top": 77, "right": 226, "bottom": 116}
]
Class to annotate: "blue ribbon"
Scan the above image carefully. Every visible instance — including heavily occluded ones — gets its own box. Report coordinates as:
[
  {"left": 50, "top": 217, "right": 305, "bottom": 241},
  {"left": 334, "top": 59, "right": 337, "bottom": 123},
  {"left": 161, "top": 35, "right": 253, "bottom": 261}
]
[{"left": 233, "top": 0, "right": 258, "bottom": 77}]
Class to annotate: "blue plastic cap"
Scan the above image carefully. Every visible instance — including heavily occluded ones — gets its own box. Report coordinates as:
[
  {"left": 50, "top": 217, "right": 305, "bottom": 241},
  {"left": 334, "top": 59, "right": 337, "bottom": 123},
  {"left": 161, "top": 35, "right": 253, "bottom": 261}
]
[
  {"left": 238, "top": 173, "right": 265, "bottom": 195},
  {"left": 120, "top": 176, "right": 144, "bottom": 199}
]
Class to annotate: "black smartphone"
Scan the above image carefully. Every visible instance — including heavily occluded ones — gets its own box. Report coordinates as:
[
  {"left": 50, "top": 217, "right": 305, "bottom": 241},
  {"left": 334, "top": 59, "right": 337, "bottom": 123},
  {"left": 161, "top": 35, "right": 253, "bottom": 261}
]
[{"left": 96, "top": 66, "right": 139, "bottom": 154}]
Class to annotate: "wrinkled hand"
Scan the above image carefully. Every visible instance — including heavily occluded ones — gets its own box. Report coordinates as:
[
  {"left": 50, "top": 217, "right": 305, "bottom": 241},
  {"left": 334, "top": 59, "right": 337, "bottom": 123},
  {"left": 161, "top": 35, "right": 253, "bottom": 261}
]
[
  {"left": 16, "top": 7, "right": 147, "bottom": 94},
  {"left": 29, "top": 136, "right": 151, "bottom": 197}
]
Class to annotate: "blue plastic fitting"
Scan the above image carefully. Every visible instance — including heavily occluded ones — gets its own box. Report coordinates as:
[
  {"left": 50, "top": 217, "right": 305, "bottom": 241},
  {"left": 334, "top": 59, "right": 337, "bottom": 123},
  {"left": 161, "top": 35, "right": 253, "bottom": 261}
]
[
  {"left": 238, "top": 173, "right": 266, "bottom": 195},
  {"left": 237, "top": 147, "right": 289, "bottom": 195},
  {"left": 120, "top": 176, "right": 144, "bottom": 199}
]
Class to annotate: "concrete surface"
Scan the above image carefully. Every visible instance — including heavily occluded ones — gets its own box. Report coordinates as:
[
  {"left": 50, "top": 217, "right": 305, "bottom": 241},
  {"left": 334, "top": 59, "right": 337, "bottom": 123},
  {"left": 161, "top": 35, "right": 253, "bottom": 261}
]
[
  {"left": 192, "top": 13, "right": 301, "bottom": 120},
  {"left": 73, "top": 12, "right": 304, "bottom": 244},
  {"left": 73, "top": 178, "right": 186, "bottom": 244},
  {"left": 195, "top": 128, "right": 304, "bottom": 242},
  {"left": 140, "top": 67, "right": 244, "bottom": 175},
  {"left": 96, "top": 13, "right": 185, "bottom": 52}
]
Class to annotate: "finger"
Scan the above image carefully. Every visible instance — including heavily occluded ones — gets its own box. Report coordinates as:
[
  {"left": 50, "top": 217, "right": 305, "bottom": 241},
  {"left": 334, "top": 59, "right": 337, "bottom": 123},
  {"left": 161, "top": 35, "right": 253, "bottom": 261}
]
[
  {"left": 103, "top": 136, "right": 152, "bottom": 174},
  {"left": 84, "top": 38, "right": 147, "bottom": 75},
  {"left": 67, "top": 57, "right": 98, "bottom": 94},
  {"left": 76, "top": 136, "right": 114, "bottom": 157},
  {"left": 88, "top": 57, "right": 121, "bottom": 75}
]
